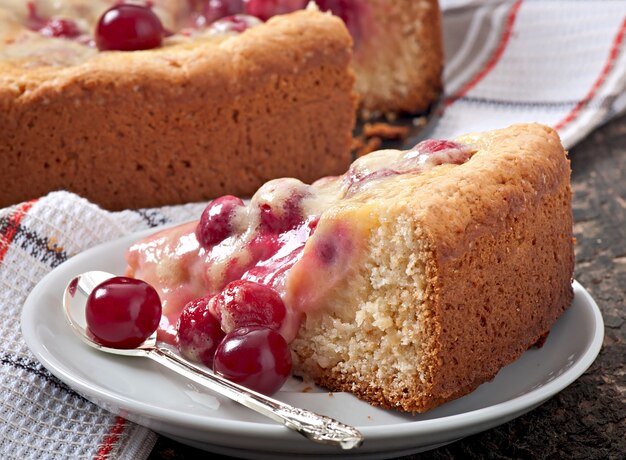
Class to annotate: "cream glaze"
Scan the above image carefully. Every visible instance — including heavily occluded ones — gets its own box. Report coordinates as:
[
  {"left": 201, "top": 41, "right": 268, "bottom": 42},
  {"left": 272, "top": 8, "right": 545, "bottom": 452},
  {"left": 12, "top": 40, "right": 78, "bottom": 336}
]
[{"left": 126, "top": 140, "right": 474, "bottom": 344}]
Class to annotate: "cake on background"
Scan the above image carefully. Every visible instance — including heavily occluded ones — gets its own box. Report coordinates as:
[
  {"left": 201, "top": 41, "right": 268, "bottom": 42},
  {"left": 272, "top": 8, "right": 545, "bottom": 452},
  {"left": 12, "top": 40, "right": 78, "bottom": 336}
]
[
  {"left": 0, "top": 3, "right": 356, "bottom": 210},
  {"left": 0, "top": 0, "right": 443, "bottom": 210}
]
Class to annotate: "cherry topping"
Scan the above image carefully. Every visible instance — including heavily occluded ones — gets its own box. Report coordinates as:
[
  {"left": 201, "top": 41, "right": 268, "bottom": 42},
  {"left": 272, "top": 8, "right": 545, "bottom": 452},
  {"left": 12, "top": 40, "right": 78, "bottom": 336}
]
[
  {"left": 176, "top": 297, "right": 225, "bottom": 367},
  {"left": 209, "top": 14, "right": 262, "bottom": 33},
  {"left": 413, "top": 140, "right": 462, "bottom": 154},
  {"left": 85, "top": 277, "right": 162, "bottom": 349},
  {"left": 211, "top": 280, "right": 287, "bottom": 333},
  {"left": 25, "top": 3, "right": 81, "bottom": 39},
  {"left": 406, "top": 139, "right": 471, "bottom": 166},
  {"left": 315, "top": 0, "right": 361, "bottom": 41},
  {"left": 39, "top": 19, "right": 81, "bottom": 38},
  {"left": 258, "top": 193, "right": 306, "bottom": 233},
  {"left": 95, "top": 4, "right": 164, "bottom": 51},
  {"left": 200, "top": 0, "right": 245, "bottom": 24},
  {"left": 214, "top": 326, "right": 292, "bottom": 395},
  {"left": 196, "top": 195, "right": 245, "bottom": 247},
  {"left": 243, "top": 0, "right": 306, "bottom": 21}
]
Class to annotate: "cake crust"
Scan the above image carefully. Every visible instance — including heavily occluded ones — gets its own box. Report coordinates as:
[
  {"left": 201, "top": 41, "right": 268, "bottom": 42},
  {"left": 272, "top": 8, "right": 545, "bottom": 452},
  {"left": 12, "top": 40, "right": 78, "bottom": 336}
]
[
  {"left": 291, "top": 124, "right": 574, "bottom": 413},
  {"left": 0, "top": 10, "right": 356, "bottom": 210}
]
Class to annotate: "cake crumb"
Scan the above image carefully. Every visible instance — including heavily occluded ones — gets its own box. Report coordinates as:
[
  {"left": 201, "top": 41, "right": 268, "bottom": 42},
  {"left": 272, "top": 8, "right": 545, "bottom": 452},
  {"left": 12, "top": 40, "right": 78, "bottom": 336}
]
[
  {"left": 328, "top": 392, "right": 334, "bottom": 397},
  {"left": 352, "top": 136, "right": 382, "bottom": 158},
  {"left": 412, "top": 116, "right": 428, "bottom": 127},
  {"left": 302, "top": 386, "right": 313, "bottom": 393},
  {"left": 47, "top": 237, "right": 64, "bottom": 253},
  {"left": 363, "top": 122, "right": 410, "bottom": 141}
]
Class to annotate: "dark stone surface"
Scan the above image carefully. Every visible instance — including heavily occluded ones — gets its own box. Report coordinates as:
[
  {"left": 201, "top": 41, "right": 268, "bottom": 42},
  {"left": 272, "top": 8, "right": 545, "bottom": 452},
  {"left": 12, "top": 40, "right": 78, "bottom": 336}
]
[{"left": 149, "top": 116, "right": 626, "bottom": 460}]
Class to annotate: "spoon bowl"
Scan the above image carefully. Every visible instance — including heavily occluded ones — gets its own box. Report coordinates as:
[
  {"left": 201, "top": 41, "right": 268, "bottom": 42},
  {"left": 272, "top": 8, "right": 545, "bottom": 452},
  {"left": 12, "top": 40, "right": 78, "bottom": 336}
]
[
  {"left": 63, "top": 271, "right": 364, "bottom": 450},
  {"left": 64, "top": 271, "right": 157, "bottom": 355}
]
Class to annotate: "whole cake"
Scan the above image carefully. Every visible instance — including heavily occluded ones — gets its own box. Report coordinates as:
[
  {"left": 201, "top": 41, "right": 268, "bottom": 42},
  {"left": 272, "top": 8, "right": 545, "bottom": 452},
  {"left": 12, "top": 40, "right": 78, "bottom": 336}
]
[
  {"left": 0, "top": 3, "right": 356, "bottom": 210},
  {"left": 0, "top": 0, "right": 443, "bottom": 210},
  {"left": 126, "top": 123, "right": 575, "bottom": 412}
]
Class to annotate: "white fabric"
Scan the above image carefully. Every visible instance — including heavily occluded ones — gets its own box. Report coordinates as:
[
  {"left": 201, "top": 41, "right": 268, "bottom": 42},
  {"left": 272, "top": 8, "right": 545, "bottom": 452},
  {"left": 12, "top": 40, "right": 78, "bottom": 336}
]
[
  {"left": 437, "top": 0, "right": 626, "bottom": 148},
  {"left": 2, "top": 1, "right": 626, "bottom": 458},
  {"left": 0, "top": 193, "right": 204, "bottom": 459}
]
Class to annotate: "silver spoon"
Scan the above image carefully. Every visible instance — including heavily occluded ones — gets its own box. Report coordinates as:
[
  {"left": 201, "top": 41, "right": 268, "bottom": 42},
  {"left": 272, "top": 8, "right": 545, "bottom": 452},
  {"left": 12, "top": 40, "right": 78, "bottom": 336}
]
[{"left": 63, "top": 271, "right": 363, "bottom": 450}]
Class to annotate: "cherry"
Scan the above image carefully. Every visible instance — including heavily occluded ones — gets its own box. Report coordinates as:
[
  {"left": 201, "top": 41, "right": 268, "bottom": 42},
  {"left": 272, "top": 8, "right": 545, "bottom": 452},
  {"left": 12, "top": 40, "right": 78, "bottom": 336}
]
[
  {"left": 25, "top": 3, "right": 81, "bottom": 39},
  {"left": 176, "top": 297, "right": 225, "bottom": 368},
  {"left": 406, "top": 140, "right": 471, "bottom": 167},
  {"left": 243, "top": 0, "right": 306, "bottom": 21},
  {"left": 201, "top": 0, "right": 245, "bottom": 23},
  {"left": 211, "top": 280, "right": 286, "bottom": 332},
  {"left": 85, "top": 276, "right": 162, "bottom": 349},
  {"left": 214, "top": 326, "right": 292, "bottom": 395},
  {"left": 209, "top": 14, "right": 262, "bottom": 33},
  {"left": 39, "top": 19, "right": 81, "bottom": 38},
  {"left": 314, "top": 0, "right": 361, "bottom": 41},
  {"left": 413, "top": 140, "right": 462, "bottom": 154},
  {"left": 258, "top": 191, "right": 306, "bottom": 234},
  {"left": 196, "top": 195, "right": 245, "bottom": 247},
  {"left": 95, "top": 4, "right": 164, "bottom": 51}
]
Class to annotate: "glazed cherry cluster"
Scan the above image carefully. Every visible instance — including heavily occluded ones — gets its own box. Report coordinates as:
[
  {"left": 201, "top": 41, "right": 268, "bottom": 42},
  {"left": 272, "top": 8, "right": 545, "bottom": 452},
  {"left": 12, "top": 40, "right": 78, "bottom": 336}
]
[{"left": 177, "top": 280, "right": 292, "bottom": 395}]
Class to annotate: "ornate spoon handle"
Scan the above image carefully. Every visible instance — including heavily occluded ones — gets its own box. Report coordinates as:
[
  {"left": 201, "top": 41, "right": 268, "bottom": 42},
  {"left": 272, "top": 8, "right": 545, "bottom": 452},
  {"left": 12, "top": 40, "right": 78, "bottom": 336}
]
[{"left": 149, "top": 346, "right": 364, "bottom": 449}]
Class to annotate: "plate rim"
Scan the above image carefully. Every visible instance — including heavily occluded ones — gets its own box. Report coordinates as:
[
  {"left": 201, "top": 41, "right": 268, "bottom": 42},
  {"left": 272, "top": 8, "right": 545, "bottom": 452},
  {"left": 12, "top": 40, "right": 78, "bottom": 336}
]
[{"left": 20, "top": 229, "right": 604, "bottom": 444}]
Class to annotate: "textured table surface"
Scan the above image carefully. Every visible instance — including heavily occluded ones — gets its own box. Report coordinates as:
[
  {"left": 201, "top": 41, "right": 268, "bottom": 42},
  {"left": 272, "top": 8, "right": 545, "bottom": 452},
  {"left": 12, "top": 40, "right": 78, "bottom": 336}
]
[{"left": 150, "top": 115, "right": 626, "bottom": 460}]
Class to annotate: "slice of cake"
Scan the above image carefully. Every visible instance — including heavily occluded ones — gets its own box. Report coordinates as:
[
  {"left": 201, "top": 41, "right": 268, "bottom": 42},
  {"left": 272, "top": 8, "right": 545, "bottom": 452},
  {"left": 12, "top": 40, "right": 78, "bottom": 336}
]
[
  {"left": 126, "top": 123, "right": 574, "bottom": 412},
  {"left": 0, "top": 4, "right": 356, "bottom": 209}
]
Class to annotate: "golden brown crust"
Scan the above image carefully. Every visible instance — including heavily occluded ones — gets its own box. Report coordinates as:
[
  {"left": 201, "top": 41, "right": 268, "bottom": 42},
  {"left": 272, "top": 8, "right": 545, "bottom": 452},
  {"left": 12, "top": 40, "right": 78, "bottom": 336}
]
[
  {"left": 291, "top": 124, "right": 574, "bottom": 413},
  {"left": 422, "top": 124, "right": 574, "bottom": 411},
  {"left": 0, "top": 10, "right": 356, "bottom": 210}
]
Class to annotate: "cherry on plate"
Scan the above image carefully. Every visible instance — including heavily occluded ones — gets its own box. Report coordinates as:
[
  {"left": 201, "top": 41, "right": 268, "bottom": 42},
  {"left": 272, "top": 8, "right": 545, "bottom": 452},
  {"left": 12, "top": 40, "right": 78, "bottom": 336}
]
[
  {"left": 212, "top": 280, "right": 287, "bottom": 333},
  {"left": 214, "top": 326, "right": 292, "bottom": 395},
  {"left": 85, "top": 276, "right": 162, "bottom": 349},
  {"left": 176, "top": 296, "right": 225, "bottom": 368},
  {"left": 196, "top": 195, "right": 245, "bottom": 247}
]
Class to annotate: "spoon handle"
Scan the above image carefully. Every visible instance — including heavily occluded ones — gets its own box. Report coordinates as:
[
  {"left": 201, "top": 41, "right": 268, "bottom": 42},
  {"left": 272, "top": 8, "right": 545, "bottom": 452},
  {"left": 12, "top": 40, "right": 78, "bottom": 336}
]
[{"left": 148, "top": 346, "right": 363, "bottom": 449}]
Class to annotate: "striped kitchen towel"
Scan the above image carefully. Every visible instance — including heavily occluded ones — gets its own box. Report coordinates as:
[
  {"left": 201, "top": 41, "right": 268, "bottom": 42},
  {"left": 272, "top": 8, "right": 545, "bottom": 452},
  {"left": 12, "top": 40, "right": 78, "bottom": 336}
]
[
  {"left": 0, "top": 193, "right": 204, "bottom": 459},
  {"left": 436, "top": 0, "right": 626, "bottom": 148},
  {"left": 1, "top": 1, "right": 625, "bottom": 459}
]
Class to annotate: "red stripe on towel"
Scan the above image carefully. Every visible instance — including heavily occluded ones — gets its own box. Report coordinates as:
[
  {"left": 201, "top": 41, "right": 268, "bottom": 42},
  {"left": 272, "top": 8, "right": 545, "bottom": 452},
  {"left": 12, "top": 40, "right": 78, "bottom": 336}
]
[
  {"left": 94, "top": 416, "right": 127, "bottom": 460},
  {"left": 0, "top": 199, "right": 38, "bottom": 265},
  {"left": 446, "top": 0, "right": 523, "bottom": 107},
  {"left": 554, "top": 17, "right": 626, "bottom": 131}
]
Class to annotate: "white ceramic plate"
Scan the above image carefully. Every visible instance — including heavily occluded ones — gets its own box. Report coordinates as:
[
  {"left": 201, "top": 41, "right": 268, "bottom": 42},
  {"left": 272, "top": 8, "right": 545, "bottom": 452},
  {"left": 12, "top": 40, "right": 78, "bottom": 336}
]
[{"left": 21, "top": 229, "right": 604, "bottom": 459}]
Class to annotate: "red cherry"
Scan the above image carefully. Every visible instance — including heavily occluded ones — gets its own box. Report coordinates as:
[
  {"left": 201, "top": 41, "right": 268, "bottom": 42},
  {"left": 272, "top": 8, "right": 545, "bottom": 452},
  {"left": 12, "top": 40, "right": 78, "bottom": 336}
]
[
  {"left": 209, "top": 14, "right": 262, "bottom": 33},
  {"left": 212, "top": 280, "right": 287, "bottom": 332},
  {"left": 85, "top": 277, "right": 162, "bottom": 349},
  {"left": 39, "top": 19, "right": 81, "bottom": 38},
  {"left": 196, "top": 195, "right": 245, "bottom": 247},
  {"left": 214, "top": 326, "right": 292, "bottom": 395},
  {"left": 258, "top": 194, "right": 305, "bottom": 233},
  {"left": 414, "top": 140, "right": 462, "bottom": 154},
  {"left": 203, "top": 0, "right": 245, "bottom": 23},
  {"left": 95, "top": 4, "right": 164, "bottom": 51},
  {"left": 314, "top": 0, "right": 361, "bottom": 42},
  {"left": 243, "top": 0, "right": 278, "bottom": 21},
  {"left": 243, "top": 0, "right": 306, "bottom": 21},
  {"left": 176, "top": 297, "right": 225, "bottom": 368}
]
